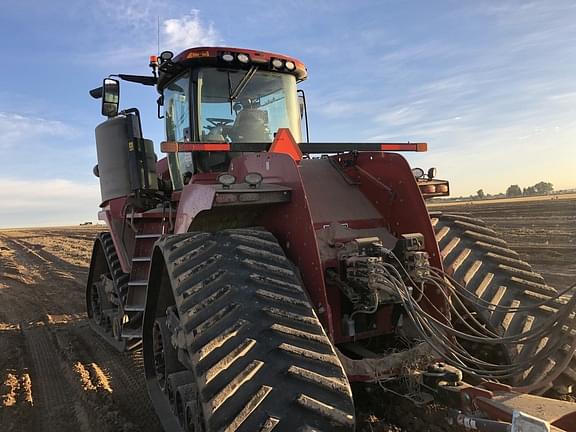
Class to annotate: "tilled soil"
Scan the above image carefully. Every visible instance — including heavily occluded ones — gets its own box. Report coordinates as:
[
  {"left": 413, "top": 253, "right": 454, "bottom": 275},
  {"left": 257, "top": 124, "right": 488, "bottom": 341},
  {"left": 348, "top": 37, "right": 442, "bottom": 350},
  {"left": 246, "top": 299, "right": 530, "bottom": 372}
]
[{"left": 0, "top": 197, "right": 574, "bottom": 432}]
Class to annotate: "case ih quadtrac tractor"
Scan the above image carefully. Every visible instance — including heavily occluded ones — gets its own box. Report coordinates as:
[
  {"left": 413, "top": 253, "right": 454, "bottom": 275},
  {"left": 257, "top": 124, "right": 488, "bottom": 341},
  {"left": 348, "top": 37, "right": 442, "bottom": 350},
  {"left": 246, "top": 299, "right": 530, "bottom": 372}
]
[{"left": 87, "top": 47, "right": 576, "bottom": 431}]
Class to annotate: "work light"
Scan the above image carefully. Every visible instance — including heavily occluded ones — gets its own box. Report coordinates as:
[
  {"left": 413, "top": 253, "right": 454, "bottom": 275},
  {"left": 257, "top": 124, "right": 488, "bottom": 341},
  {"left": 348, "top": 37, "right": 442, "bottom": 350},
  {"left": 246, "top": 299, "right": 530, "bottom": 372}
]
[{"left": 237, "top": 53, "right": 250, "bottom": 64}]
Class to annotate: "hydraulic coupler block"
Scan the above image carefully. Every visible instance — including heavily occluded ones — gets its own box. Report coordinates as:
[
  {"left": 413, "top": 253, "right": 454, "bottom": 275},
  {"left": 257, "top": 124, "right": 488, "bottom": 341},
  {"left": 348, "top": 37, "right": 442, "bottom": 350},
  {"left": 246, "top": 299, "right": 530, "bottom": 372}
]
[{"left": 393, "top": 233, "right": 430, "bottom": 282}]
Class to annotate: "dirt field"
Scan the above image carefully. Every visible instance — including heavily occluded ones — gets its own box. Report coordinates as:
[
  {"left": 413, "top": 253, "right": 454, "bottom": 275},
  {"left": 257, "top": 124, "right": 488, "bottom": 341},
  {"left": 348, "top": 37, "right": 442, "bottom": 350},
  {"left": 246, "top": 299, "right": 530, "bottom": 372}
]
[
  {"left": 0, "top": 196, "right": 574, "bottom": 431},
  {"left": 0, "top": 226, "right": 162, "bottom": 432}
]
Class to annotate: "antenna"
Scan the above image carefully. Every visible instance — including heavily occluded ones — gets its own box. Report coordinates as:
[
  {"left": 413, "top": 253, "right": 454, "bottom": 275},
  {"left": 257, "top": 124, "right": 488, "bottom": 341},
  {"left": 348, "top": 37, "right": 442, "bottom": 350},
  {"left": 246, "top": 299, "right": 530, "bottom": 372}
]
[{"left": 157, "top": 15, "right": 160, "bottom": 56}]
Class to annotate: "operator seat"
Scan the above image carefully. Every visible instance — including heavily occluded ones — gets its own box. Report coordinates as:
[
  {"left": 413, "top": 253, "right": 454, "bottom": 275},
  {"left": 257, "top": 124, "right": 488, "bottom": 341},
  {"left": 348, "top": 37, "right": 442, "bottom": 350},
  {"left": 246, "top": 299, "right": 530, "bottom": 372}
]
[{"left": 229, "top": 109, "right": 270, "bottom": 142}]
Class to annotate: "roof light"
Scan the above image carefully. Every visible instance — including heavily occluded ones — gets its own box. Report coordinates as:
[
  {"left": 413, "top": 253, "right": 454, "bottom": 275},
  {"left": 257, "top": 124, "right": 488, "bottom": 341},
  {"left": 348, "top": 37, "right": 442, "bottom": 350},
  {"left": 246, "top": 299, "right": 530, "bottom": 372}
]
[
  {"left": 271, "top": 58, "right": 283, "bottom": 69},
  {"left": 217, "top": 173, "right": 236, "bottom": 188},
  {"left": 237, "top": 53, "right": 250, "bottom": 64},
  {"left": 285, "top": 61, "right": 295, "bottom": 71},
  {"left": 160, "top": 51, "right": 174, "bottom": 62},
  {"left": 222, "top": 53, "right": 234, "bottom": 62},
  {"left": 244, "top": 172, "right": 263, "bottom": 187}
]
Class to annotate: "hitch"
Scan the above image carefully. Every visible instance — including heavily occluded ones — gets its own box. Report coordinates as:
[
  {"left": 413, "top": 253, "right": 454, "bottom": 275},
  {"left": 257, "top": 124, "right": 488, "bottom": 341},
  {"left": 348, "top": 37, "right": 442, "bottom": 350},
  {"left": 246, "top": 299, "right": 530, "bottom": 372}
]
[{"left": 421, "top": 363, "right": 576, "bottom": 432}]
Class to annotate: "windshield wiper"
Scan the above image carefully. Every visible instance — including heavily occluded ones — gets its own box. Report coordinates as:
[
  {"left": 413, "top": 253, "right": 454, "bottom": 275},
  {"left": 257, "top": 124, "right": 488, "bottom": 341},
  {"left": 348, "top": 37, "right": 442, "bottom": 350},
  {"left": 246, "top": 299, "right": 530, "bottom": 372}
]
[{"left": 229, "top": 66, "right": 258, "bottom": 101}]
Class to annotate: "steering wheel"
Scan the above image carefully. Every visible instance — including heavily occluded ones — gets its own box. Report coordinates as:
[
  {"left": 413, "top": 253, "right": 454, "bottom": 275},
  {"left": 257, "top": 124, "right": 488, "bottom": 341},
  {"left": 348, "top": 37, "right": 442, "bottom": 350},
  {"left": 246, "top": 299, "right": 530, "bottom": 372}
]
[{"left": 206, "top": 118, "right": 234, "bottom": 127}]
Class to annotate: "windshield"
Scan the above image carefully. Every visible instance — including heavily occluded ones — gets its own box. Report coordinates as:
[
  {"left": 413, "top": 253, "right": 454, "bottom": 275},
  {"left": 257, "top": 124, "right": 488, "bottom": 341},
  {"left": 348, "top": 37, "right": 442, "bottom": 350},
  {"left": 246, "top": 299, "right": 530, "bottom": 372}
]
[{"left": 197, "top": 68, "right": 301, "bottom": 143}]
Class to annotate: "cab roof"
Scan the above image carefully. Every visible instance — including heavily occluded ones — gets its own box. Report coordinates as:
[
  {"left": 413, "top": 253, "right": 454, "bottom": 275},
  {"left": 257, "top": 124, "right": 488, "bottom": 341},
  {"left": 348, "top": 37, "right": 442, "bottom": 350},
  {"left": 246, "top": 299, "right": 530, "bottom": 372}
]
[{"left": 157, "top": 46, "right": 307, "bottom": 90}]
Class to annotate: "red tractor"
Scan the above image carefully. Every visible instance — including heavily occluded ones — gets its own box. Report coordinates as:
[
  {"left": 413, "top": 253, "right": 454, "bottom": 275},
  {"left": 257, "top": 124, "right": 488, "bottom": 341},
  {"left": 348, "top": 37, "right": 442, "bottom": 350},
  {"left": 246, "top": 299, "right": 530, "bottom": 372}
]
[{"left": 87, "top": 46, "right": 576, "bottom": 431}]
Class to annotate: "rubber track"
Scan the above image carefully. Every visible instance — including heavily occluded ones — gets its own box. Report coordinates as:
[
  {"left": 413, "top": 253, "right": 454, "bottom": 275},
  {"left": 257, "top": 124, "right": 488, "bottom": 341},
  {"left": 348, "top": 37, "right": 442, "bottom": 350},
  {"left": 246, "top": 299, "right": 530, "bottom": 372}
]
[
  {"left": 87, "top": 233, "right": 131, "bottom": 351},
  {"left": 98, "top": 232, "right": 130, "bottom": 304},
  {"left": 431, "top": 212, "right": 576, "bottom": 392},
  {"left": 156, "top": 229, "right": 355, "bottom": 432}
]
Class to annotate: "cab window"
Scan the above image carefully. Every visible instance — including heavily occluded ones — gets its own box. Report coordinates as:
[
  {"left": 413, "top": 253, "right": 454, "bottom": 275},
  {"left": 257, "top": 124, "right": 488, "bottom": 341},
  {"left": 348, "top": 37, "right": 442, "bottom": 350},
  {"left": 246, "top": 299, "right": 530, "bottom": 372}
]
[{"left": 164, "top": 72, "right": 193, "bottom": 189}]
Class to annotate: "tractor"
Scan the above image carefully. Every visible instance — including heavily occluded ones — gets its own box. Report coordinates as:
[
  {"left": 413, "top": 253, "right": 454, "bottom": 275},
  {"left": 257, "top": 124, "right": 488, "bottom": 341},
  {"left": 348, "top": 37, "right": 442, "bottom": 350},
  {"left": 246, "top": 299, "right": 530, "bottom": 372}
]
[{"left": 87, "top": 46, "right": 576, "bottom": 431}]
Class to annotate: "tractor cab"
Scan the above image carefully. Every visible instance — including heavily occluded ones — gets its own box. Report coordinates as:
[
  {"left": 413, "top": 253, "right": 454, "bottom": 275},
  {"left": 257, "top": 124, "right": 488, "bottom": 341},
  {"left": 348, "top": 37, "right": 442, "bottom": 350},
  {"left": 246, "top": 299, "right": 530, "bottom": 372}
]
[{"left": 156, "top": 47, "right": 307, "bottom": 188}]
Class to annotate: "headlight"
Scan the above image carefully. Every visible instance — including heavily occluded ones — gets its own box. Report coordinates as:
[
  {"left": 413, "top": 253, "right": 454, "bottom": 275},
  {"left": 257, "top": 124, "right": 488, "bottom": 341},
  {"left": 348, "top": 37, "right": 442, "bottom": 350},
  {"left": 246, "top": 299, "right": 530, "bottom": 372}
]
[
  {"left": 412, "top": 168, "right": 425, "bottom": 179},
  {"left": 427, "top": 167, "right": 437, "bottom": 179},
  {"left": 237, "top": 53, "right": 250, "bottom": 64},
  {"left": 222, "top": 53, "right": 234, "bottom": 62},
  {"left": 244, "top": 172, "right": 263, "bottom": 187},
  {"left": 271, "top": 58, "right": 284, "bottom": 69},
  {"left": 285, "top": 61, "right": 295, "bottom": 71},
  {"left": 217, "top": 173, "right": 236, "bottom": 187}
]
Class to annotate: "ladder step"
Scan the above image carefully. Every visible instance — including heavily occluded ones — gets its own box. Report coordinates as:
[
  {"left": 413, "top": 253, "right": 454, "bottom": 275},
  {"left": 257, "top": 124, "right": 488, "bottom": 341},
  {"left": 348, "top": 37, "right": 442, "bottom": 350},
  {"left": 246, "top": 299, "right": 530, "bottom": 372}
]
[
  {"left": 124, "top": 304, "right": 145, "bottom": 312},
  {"left": 132, "top": 256, "right": 151, "bottom": 262},
  {"left": 121, "top": 327, "right": 142, "bottom": 338},
  {"left": 135, "top": 234, "right": 162, "bottom": 239},
  {"left": 128, "top": 280, "right": 148, "bottom": 287}
]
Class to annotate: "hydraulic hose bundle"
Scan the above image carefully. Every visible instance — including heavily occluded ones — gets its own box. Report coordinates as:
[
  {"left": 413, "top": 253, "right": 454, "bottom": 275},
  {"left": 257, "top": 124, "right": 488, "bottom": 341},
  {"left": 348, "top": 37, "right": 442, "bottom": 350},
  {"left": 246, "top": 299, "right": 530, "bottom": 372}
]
[{"left": 373, "top": 251, "right": 576, "bottom": 385}]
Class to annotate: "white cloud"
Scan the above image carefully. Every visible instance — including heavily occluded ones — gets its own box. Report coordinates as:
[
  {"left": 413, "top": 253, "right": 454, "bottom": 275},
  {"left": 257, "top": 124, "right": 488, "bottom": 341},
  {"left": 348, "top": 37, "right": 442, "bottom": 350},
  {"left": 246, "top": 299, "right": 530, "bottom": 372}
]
[
  {"left": 162, "top": 10, "right": 219, "bottom": 52},
  {"left": 0, "top": 112, "right": 77, "bottom": 149},
  {"left": 0, "top": 178, "right": 100, "bottom": 228},
  {"left": 78, "top": 7, "right": 220, "bottom": 66}
]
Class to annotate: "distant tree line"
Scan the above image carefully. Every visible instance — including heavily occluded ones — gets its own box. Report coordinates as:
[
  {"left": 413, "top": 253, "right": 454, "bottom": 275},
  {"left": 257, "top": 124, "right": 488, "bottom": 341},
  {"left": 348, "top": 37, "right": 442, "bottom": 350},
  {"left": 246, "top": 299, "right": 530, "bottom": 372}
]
[
  {"left": 429, "top": 181, "right": 572, "bottom": 203},
  {"left": 505, "top": 181, "right": 554, "bottom": 197},
  {"left": 470, "top": 181, "right": 554, "bottom": 200}
]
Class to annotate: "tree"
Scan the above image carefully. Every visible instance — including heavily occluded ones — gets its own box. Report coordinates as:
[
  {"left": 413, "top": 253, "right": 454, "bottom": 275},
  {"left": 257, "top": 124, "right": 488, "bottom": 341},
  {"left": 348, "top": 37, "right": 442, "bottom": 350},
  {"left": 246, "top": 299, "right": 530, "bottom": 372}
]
[
  {"left": 534, "top": 181, "right": 554, "bottom": 194},
  {"left": 523, "top": 186, "right": 536, "bottom": 196},
  {"left": 506, "top": 184, "right": 522, "bottom": 197},
  {"left": 476, "top": 189, "right": 485, "bottom": 199}
]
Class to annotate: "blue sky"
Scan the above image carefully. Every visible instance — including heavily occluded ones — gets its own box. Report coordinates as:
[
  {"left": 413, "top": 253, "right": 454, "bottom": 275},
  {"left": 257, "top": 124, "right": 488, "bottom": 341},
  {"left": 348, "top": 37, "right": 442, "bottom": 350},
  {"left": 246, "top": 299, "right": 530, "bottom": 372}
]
[{"left": 1, "top": 0, "right": 575, "bottom": 227}]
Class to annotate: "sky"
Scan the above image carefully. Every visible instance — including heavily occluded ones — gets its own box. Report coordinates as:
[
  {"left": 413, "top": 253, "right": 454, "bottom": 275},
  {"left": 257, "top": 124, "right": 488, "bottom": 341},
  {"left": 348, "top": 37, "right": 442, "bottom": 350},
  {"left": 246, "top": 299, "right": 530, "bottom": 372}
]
[{"left": 0, "top": 0, "right": 575, "bottom": 227}]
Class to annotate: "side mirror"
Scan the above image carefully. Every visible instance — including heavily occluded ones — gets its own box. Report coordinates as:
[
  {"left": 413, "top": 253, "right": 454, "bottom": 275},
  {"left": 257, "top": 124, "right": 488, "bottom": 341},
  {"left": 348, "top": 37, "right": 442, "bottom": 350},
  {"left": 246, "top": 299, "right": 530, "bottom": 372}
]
[{"left": 102, "top": 78, "right": 120, "bottom": 117}]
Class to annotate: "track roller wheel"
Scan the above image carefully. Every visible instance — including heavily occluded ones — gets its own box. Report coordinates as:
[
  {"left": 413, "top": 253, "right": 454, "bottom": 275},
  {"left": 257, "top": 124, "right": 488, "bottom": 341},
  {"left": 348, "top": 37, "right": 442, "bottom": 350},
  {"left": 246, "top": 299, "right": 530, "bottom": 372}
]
[
  {"left": 153, "top": 317, "right": 185, "bottom": 392},
  {"left": 143, "top": 229, "right": 355, "bottom": 431},
  {"left": 89, "top": 274, "right": 109, "bottom": 328}
]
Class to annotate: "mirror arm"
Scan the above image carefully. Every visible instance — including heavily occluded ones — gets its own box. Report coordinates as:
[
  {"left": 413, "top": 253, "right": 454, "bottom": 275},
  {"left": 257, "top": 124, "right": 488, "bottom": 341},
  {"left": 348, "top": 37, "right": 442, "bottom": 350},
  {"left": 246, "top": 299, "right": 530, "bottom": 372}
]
[
  {"left": 157, "top": 95, "right": 164, "bottom": 119},
  {"left": 89, "top": 87, "right": 103, "bottom": 99},
  {"left": 116, "top": 74, "right": 157, "bottom": 86}
]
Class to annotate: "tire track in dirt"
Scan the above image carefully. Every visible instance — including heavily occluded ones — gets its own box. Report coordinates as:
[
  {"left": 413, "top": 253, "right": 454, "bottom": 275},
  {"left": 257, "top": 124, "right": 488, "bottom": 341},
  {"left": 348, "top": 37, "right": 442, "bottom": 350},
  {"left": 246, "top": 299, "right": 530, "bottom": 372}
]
[
  {"left": 0, "top": 232, "right": 162, "bottom": 431},
  {"left": 21, "top": 322, "right": 84, "bottom": 431},
  {"left": 9, "top": 237, "right": 88, "bottom": 278},
  {"left": 0, "top": 325, "right": 34, "bottom": 432},
  {"left": 58, "top": 323, "right": 162, "bottom": 431}
]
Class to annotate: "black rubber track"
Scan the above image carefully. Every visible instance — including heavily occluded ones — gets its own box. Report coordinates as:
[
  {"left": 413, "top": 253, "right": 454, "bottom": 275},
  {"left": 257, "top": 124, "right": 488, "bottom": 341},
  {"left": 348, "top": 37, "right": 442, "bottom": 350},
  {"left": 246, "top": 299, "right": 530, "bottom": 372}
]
[
  {"left": 86, "top": 232, "right": 130, "bottom": 351},
  {"left": 98, "top": 232, "right": 130, "bottom": 304},
  {"left": 154, "top": 228, "right": 355, "bottom": 432},
  {"left": 431, "top": 212, "right": 576, "bottom": 393}
]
